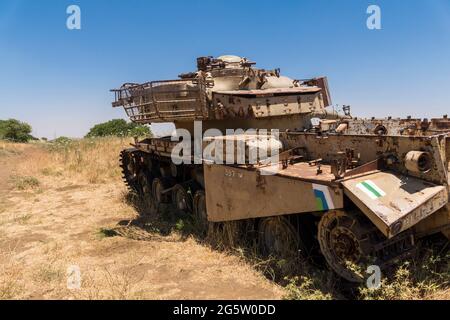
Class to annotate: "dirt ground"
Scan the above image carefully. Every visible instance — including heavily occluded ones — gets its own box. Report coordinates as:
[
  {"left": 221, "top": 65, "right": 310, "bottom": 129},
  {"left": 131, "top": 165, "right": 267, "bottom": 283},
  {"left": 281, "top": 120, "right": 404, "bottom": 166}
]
[
  {"left": 0, "top": 144, "right": 284, "bottom": 299},
  {"left": 1, "top": 140, "right": 448, "bottom": 300}
]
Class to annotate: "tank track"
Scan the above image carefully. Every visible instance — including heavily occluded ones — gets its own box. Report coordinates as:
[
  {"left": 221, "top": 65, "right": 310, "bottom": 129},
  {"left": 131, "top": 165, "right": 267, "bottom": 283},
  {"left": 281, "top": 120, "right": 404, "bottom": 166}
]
[
  {"left": 318, "top": 210, "right": 416, "bottom": 282},
  {"left": 119, "top": 148, "right": 141, "bottom": 193}
]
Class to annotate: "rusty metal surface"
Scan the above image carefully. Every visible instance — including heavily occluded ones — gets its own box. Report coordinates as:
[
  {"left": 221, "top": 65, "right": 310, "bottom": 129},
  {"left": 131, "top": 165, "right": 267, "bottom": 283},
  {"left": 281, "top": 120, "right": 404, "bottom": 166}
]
[
  {"left": 275, "top": 162, "right": 336, "bottom": 184},
  {"left": 204, "top": 163, "right": 343, "bottom": 222},
  {"left": 342, "top": 171, "right": 448, "bottom": 238},
  {"left": 132, "top": 129, "right": 449, "bottom": 235},
  {"left": 111, "top": 79, "right": 208, "bottom": 123},
  {"left": 114, "top": 54, "right": 449, "bottom": 246},
  {"left": 132, "top": 128, "right": 449, "bottom": 239},
  {"left": 211, "top": 91, "right": 323, "bottom": 120},
  {"left": 282, "top": 132, "right": 449, "bottom": 185},
  {"left": 303, "top": 77, "right": 332, "bottom": 107},
  {"left": 414, "top": 204, "right": 450, "bottom": 238},
  {"left": 446, "top": 136, "right": 450, "bottom": 167},
  {"left": 214, "top": 87, "right": 321, "bottom": 96},
  {"left": 339, "top": 117, "right": 450, "bottom": 136},
  {"left": 111, "top": 55, "right": 328, "bottom": 128}
]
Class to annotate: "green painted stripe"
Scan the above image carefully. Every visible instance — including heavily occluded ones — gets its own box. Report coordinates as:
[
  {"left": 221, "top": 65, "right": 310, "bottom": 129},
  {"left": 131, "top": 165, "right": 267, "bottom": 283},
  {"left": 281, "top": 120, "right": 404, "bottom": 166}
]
[
  {"left": 361, "top": 181, "right": 382, "bottom": 198},
  {"left": 315, "top": 197, "right": 324, "bottom": 211}
]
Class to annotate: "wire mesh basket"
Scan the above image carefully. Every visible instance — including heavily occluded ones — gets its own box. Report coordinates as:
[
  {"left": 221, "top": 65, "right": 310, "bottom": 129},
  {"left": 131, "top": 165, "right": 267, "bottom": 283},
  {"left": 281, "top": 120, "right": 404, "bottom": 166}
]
[{"left": 111, "top": 79, "right": 208, "bottom": 123}]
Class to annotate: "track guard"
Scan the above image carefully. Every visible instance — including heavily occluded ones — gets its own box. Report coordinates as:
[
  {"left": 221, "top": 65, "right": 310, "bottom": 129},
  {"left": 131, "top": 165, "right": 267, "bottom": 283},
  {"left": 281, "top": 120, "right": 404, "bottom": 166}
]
[{"left": 342, "top": 171, "right": 448, "bottom": 238}]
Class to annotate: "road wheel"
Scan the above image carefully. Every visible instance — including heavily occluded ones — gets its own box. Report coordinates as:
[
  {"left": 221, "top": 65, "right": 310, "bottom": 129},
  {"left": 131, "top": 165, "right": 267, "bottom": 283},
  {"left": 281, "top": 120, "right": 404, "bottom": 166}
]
[
  {"left": 258, "top": 216, "right": 302, "bottom": 258},
  {"left": 152, "top": 177, "right": 171, "bottom": 206},
  {"left": 172, "top": 184, "right": 192, "bottom": 213},
  {"left": 318, "top": 210, "right": 377, "bottom": 283},
  {"left": 138, "top": 171, "right": 153, "bottom": 199},
  {"left": 193, "top": 190, "right": 208, "bottom": 237}
]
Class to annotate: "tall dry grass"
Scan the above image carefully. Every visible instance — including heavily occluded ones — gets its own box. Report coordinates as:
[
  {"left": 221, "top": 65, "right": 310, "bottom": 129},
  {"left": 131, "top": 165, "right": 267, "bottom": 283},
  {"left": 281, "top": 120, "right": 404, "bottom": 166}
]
[
  {"left": 13, "top": 137, "right": 132, "bottom": 185},
  {"left": 0, "top": 140, "right": 27, "bottom": 157},
  {"left": 2, "top": 137, "right": 448, "bottom": 300},
  {"left": 46, "top": 137, "right": 132, "bottom": 184}
]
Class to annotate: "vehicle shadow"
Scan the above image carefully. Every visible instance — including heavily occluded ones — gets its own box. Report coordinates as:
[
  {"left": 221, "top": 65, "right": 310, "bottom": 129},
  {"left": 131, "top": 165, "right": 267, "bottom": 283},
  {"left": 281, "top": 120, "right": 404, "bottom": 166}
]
[
  {"left": 101, "top": 191, "right": 355, "bottom": 299},
  {"left": 99, "top": 191, "right": 450, "bottom": 300}
]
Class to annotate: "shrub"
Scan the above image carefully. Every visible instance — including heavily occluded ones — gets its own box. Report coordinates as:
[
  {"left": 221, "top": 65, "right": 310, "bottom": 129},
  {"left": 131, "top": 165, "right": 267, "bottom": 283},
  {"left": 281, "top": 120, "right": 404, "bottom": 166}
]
[
  {"left": 11, "top": 175, "right": 40, "bottom": 190},
  {"left": 85, "top": 119, "right": 151, "bottom": 138},
  {"left": 52, "top": 136, "right": 73, "bottom": 145},
  {"left": 0, "top": 119, "right": 33, "bottom": 143},
  {"left": 284, "top": 276, "right": 334, "bottom": 300}
]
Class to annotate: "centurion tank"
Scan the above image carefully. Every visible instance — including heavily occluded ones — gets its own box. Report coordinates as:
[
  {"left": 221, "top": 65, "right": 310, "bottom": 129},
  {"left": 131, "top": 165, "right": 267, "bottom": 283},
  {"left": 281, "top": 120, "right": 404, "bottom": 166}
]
[{"left": 112, "top": 55, "right": 450, "bottom": 282}]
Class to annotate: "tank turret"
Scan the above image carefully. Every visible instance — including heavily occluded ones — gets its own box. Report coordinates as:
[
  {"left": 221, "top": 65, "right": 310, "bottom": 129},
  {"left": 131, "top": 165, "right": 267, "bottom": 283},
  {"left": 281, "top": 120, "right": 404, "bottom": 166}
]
[{"left": 111, "top": 55, "right": 333, "bottom": 133}]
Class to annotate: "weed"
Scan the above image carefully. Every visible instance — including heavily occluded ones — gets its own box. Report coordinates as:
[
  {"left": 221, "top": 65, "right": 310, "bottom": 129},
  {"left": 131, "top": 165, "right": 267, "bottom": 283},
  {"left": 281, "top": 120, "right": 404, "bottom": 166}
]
[
  {"left": 97, "top": 228, "right": 118, "bottom": 239},
  {"left": 41, "top": 167, "right": 62, "bottom": 177},
  {"left": 11, "top": 175, "right": 40, "bottom": 190},
  {"left": 33, "top": 263, "right": 64, "bottom": 284},
  {"left": 359, "top": 249, "right": 450, "bottom": 300},
  {"left": 284, "top": 276, "right": 334, "bottom": 300},
  {"left": 14, "top": 214, "right": 32, "bottom": 225},
  {"left": 0, "top": 266, "right": 23, "bottom": 299}
]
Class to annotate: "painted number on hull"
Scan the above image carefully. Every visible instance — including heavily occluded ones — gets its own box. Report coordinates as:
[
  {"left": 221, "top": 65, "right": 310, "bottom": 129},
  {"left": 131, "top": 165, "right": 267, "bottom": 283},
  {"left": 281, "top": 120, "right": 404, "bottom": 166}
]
[{"left": 224, "top": 169, "right": 244, "bottom": 179}]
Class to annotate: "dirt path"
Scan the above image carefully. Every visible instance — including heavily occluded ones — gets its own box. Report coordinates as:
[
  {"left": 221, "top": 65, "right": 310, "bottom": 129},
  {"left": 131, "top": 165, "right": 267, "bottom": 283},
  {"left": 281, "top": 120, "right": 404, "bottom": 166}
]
[{"left": 0, "top": 146, "right": 284, "bottom": 299}]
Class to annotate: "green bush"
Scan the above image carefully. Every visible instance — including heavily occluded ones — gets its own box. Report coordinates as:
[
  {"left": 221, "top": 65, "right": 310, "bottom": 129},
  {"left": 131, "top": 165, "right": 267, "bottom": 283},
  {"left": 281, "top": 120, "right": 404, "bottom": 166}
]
[
  {"left": 0, "top": 119, "right": 33, "bottom": 142},
  {"left": 52, "top": 136, "right": 73, "bottom": 145},
  {"left": 85, "top": 119, "right": 151, "bottom": 138}
]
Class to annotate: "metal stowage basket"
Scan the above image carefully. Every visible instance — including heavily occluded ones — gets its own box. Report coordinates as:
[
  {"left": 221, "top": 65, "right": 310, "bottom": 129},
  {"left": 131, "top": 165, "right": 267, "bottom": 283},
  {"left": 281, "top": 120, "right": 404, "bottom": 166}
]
[{"left": 111, "top": 79, "right": 207, "bottom": 123}]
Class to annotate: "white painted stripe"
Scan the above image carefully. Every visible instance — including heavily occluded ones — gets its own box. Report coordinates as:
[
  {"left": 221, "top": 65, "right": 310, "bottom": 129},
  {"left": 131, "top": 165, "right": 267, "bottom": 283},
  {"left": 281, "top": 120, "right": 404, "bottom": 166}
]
[{"left": 312, "top": 184, "right": 336, "bottom": 209}]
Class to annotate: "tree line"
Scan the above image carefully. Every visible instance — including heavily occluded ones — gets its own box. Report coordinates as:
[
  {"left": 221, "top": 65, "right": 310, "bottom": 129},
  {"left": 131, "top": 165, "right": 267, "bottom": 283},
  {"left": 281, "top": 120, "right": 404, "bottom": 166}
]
[{"left": 0, "top": 119, "right": 151, "bottom": 142}]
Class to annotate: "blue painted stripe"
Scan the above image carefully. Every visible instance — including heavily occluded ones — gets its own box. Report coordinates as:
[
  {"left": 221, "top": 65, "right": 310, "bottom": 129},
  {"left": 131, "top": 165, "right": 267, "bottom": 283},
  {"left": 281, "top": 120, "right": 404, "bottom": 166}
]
[{"left": 314, "top": 190, "right": 329, "bottom": 211}]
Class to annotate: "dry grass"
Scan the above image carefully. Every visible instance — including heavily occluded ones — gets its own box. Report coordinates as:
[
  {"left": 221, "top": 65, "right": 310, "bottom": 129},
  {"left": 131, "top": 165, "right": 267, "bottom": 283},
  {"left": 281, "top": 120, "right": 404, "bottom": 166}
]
[
  {"left": 0, "top": 248, "right": 24, "bottom": 299},
  {"left": 0, "top": 137, "right": 448, "bottom": 300},
  {"left": 0, "top": 138, "right": 282, "bottom": 300},
  {"left": 203, "top": 220, "right": 346, "bottom": 300},
  {"left": 10, "top": 175, "right": 40, "bottom": 190},
  {"left": 0, "top": 140, "right": 26, "bottom": 157},
  {"left": 358, "top": 245, "right": 449, "bottom": 300},
  {"left": 35, "top": 137, "right": 131, "bottom": 184},
  {"left": 1, "top": 138, "right": 130, "bottom": 187}
]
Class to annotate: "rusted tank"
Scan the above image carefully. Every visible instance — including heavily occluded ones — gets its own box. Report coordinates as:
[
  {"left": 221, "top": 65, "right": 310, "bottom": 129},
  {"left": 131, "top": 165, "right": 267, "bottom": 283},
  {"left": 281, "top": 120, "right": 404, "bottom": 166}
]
[
  {"left": 112, "top": 55, "right": 450, "bottom": 282},
  {"left": 111, "top": 55, "right": 337, "bottom": 133}
]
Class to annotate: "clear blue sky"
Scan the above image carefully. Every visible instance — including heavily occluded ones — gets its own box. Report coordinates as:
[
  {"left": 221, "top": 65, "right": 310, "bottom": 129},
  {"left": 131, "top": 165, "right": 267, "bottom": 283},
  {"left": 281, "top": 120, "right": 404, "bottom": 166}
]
[{"left": 1, "top": 0, "right": 449, "bottom": 138}]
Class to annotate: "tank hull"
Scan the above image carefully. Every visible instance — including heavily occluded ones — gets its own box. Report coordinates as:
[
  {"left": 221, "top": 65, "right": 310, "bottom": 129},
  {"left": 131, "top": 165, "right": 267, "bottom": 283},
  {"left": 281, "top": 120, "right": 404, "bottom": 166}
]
[{"left": 113, "top": 55, "right": 450, "bottom": 282}]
